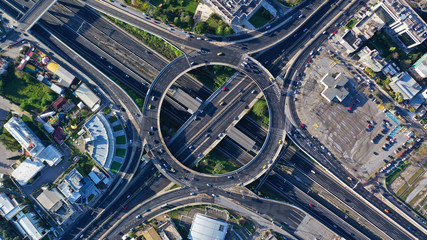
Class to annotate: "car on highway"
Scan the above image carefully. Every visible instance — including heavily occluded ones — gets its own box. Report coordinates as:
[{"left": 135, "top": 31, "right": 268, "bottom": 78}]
[
  {"left": 309, "top": 204, "right": 313, "bottom": 207},
  {"left": 311, "top": 170, "right": 316, "bottom": 174},
  {"left": 384, "top": 209, "right": 390, "bottom": 213},
  {"left": 212, "top": 194, "right": 218, "bottom": 197},
  {"left": 217, "top": 52, "right": 224, "bottom": 56},
  {"left": 308, "top": 59, "right": 312, "bottom": 63},
  {"left": 153, "top": 20, "right": 157, "bottom": 23},
  {"left": 206, "top": 184, "right": 212, "bottom": 187},
  {"left": 263, "top": 165, "right": 267, "bottom": 169},
  {"left": 278, "top": 139, "right": 282, "bottom": 144},
  {"left": 333, "top": 30, "right": 337, "bottom": 34},
  {"left": 219, "top": 101, "right": 225, "bottom": 106},
  {"left": 222, "top": 87, "right": 226, "bottom": 91},
  {"left": 145, "top": 208, "right": 150, "bottom": 212},
  {"left": 123, "top": 206, "right": 128, "bottom": 210},
  {"left": 301, "top": 123, "right": 306, "bottom": 128},
  {"left": 190, "top": 192, "right": 197, "bottom": 195},
  {"left": 136, "top": 215, "right": 141, "bottom": 219},
  {"left": 228, "top": 175, "right": 233, "bottom": 179}
]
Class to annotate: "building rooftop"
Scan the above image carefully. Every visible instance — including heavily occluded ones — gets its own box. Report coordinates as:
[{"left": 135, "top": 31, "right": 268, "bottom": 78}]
[
  {"left": 4, "top": 117, "right": 45, "bottom": 157},
  {"left": 320, "top": 73, "right": 350, "bottom": 103},
  {"left": 357, "top": 46, "right": 386, "bottom": 72},
  {"left": 16, "top": 213, "right": 44, "bottom": 240},
  {"left": 46, "top": 62, "right": 75, "bottom": 88},
  {"left": 411, "top": 52, "right": 427, "bottom": 78},
  {"left": 189, "top": 213, "right": 229, "bottom": 240},
  {"left": 52, "top": 97, "right": 68, "bottom": 111},
  {"left": 11, "top": 158, "right": 45, "bottom": 186},
  {"left": 389, "top": 72, "right": 422, "bottom": 100},
  {"left": 36, "top": 189, "right": 62, "bottom": 211},
  {"left": 74, "top": 83, "right": 100, "bottom": 111},
  {"left": 0, "top": 193, "right": 22, "bottom": 220},
  {"left": 36, "top": 144, "right": 63, "bottom": 166},
  {"left": 142, "top": 227, "right": 162, "bottom": 240},
  {"left": 85, "top": 114, "right": 115, "bottom": 169}
]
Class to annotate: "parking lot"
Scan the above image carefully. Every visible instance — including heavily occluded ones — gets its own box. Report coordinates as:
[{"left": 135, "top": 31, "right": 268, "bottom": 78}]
[{"left": 295, "top": 43, "right": 407, "bottom": 179}]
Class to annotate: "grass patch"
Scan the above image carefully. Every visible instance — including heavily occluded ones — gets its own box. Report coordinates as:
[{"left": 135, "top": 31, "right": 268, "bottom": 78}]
[
  {"left": 386, "top": 162, "right": 408, "bottom": 186},
  {"left": 396, "top": 182, "right": 409, "bottom": 197},
  {"left": 258, "top": 184, "right": 288, "bottom": 202},
  {"left": 408, "top": 168, "right": 424, "bottom": 185},
  {"left": 345, "top": 18, "right": 358, "bottom": 29},
  {"left": 116, "top": 135, "right": 126, "bottom": 144},
  {"left": 401, "top": 176, "right": 424, "bottom": 201},
  {"left": 103, "top": 14, "right": 183, "bottom": 60},
  {"left": 193, "top": 148, "right": 239, "bottom": 174},
  {"left": 88, "top": 194, "right": 95, "bottom": 202},
  {"left": 113, "top": 124, "right": 123, "bottom": 132},
  {"left": 77, "top": 155, "right": 96, "bottom": 176},
  {"left": 189, "top": 65, "right": 236, "bottom": 91},
  {"left": 167, "top": 184, "right": 180, "bottom": 190},
  {"left": 110, "top": 161, "right": 122, "bottom": 174},
  {"left": 249, "top": 7, "right": 273, "bottom": 28},
  {"left": 0, "top": 66, "right": 58, "bottom": 113},
  {"left": 248, "top": 98, "right": 269, "bottom": 128},
  {"left": 280, "top": 0, "right": 304, "bottom": 7},
  {"left": 108, "top": 116, "right": 118, "bottom": 123},
  {"left": 115, "top": 148, "right": 126, "bottom": 157}
]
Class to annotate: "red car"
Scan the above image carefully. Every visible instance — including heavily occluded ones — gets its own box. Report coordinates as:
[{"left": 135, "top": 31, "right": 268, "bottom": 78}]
[
  {"left": 153, "top": 20, "right": 157, "bottom": 23},
  {"left": 301, "top": 123, "right": 306, "bottom": 128},
  {"left": 309, "top": 204, "right": 313, "bottom": 207},
  {"left": 308, "top": 59, "right": 312, "bottom": 63},
  {"left": 222, "top": 87, "right": 226, "bottom": 92},
  {"left": 123, "top": 206, "right": 128, "bottom": 210},
  {"left": 333, "top": 30, "right": 337, "bottom": 34}
]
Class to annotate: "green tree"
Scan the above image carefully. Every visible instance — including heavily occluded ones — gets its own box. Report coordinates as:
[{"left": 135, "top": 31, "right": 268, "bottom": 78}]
[
  {"left": 386, "top": 102, "right": 394, "bottom": 110},
  {"left": 214, "top": 162, "right": 224, "bottom": 174},
  {"left": 252, "top": 99, "right": 268, "bottom": 118},
  {"left": 194, "top": 21, "right": 208, "bottom": 34},
  {"left": 173, "top": 17, "right": 180, "bottom": 26},
  {"left": 224, "top": 26, "right": 232, "bottom": 35},
  {"left": 396, "top": 92, "right": 404, "bottom": 103},
  {"left": 216, "top": 26, "right": 224, "bottom": 36},
  {"left": 364, "top": 67, "right": 376, "bottom": 79}
]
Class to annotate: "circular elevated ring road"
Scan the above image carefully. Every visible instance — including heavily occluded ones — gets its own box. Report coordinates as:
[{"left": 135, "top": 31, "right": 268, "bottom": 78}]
[{"left": 142, "top": 49, "right": 286, "bottom": 189}]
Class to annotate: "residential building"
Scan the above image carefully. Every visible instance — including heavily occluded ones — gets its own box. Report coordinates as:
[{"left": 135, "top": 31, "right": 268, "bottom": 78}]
[
  {"left": 11, "top": 158, "right": 45, "bottom": 186},
  {"left": 57, "top": 168, "right": 83, "bottom": 204},
  {"left": 189, "top": 213, "right": 229, "bottom": 240},
  {"left": 0, "top": 193, "right": 23, "bottom": 220},
  {"left": 320, "top": 73, "right": 350, "bottom": 103},
  {"left": 142, "top": 227, "right": 162, "bottom": 240},
  {"left": 159, "top": 218, "right": 183, "bottom": 240},
  {"left": 74, "top": 83, "right": 101, "bottom": 111},
  {"left": 372, "top": 0, "right": 427, "bottom": 48},
  {"left": 389, "top": 72, "right": 422, "bottom": 100},
  {"left": 36, "top": 189, "right": 74, "bottom": 225}
]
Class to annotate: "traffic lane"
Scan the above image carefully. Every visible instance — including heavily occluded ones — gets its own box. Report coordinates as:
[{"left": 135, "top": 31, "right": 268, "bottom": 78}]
[
  {"left": 259, "top": 0, "right": 366, "bottom": 74},
  {"left": 171, "top": 77, "right": 255, "bottom": 159},
  {"left": 166, "top": 73, "right": 249, "bottom": 154},
  {"left": 174, "top": 85, "right": 259, "bottom": 165},
  {"left": 287, "top": 147, "right": 416, "bottom": 240},
  {"left": 267, "top": 174, "right": 364, "bottom": 240}
]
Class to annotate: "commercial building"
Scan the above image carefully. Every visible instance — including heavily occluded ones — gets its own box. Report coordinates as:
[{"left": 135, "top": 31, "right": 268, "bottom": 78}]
[
  {"left": 203, "top": 0, "right": 276, "bottom": 26},
  {"left": 36, "top": 189, "right": 74, "bottom": 225},
  {"left": 0, "top": 193, "right": 23, "bottom": 220},
  {"left": 11, "top": 158, "right": 45, "bottom": 186},
  {"left": 320, "top": 73, "right": 350, "bottom": 103},
  {"left": 372, "top": 0, "right": 427, "bottom": 48},
  {"left": 36, "top": 144, "right": 63, "bottom": 166},
  {"left": 84, "top": 113, "right": 115, "bottom": 170},
  {"left": 74, "top": 83, "right": 101, "bottom": 111},
  {"left": 338, "top": 30, "right": 362, "bottom": 53},
  {"left": 389, "top": 72, "right": 422, "bottom": 100},
  {"left": 142, "top": 227, "right": 162, "bottom": 240},
  {"left": 5, "top": 117, "right": 45, "bottom": 157},
  {"left": 411, "top": 52, "right": 427, "bottom": 79},
  {"left": 189, "top": 213, "right": 229, "bottom": 240}
]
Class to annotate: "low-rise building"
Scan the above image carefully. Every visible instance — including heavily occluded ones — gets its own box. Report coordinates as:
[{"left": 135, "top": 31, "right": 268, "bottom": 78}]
[
  {"left": 411, "top": 52, "right": 427, "bottom": 79},
  {"left": 0, "top": 193, "right": 23, "bottom": 220},
  {"left": 189, "top": 213, "right": 229, "bottom": 240},
  {"left": 11, "top": 158, "right": 45, "bottom": 186},
  {"left": 74, "top": 83, "right": 101, "bottom": 111},
  {"left": 389, "top": 72, "right": 422, "bottom": 100},
  {"left": 36, "top": 189, "right": 74, "bottom": 225},
  {"left": 320, "top": 73, "right": 350, "bottom": 103},
  {"left": 338, "top": 30, "right": 363, "bottom": 53},
  {"left": 5, "top": 117, "right": 45, "bottom": 157},
  {"left": 357, "top": 46, "right": 386, "bottom": 72},
  {"left": 46, "top": 61, "right": 76, "bottom": 88}
]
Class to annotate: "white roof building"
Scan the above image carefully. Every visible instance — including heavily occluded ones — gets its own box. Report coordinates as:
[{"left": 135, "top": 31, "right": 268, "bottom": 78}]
[
  {"left": 85, "top": 113, "right": 115, "bottom": 169},
  {"left": 389, "top": 72, "right": 422, "bottom": 100},
  {"left": 11, "top": 158, "right": 45, "bottom": 186},
  {"left": 74, "top": 83, "right": 100, "bottom": 111},
  {"left": 4, "top": 117, "right": 45, "bottom": 157},
  {"left": 0, "top": 193, "right": 22, "bottom": 220},
  {"left": 411, "top": 52, "right": 427, "bottom": 78},
  {"left": 36, "top": 144, "right": 63, "bottom": 166},
  {"left": 189, "top": 213, "right": 229, "bottom": 240},
  {"left": 15, "top": 213, "right": 44, "bottom": 240},
  {"left": 36, "top": 189, "right": 62, "bottom": 211}
]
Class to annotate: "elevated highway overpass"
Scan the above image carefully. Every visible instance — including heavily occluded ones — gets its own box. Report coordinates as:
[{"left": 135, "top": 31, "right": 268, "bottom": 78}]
[{"left": 19, "top": 0, "right": 58, "bottom": 31}]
